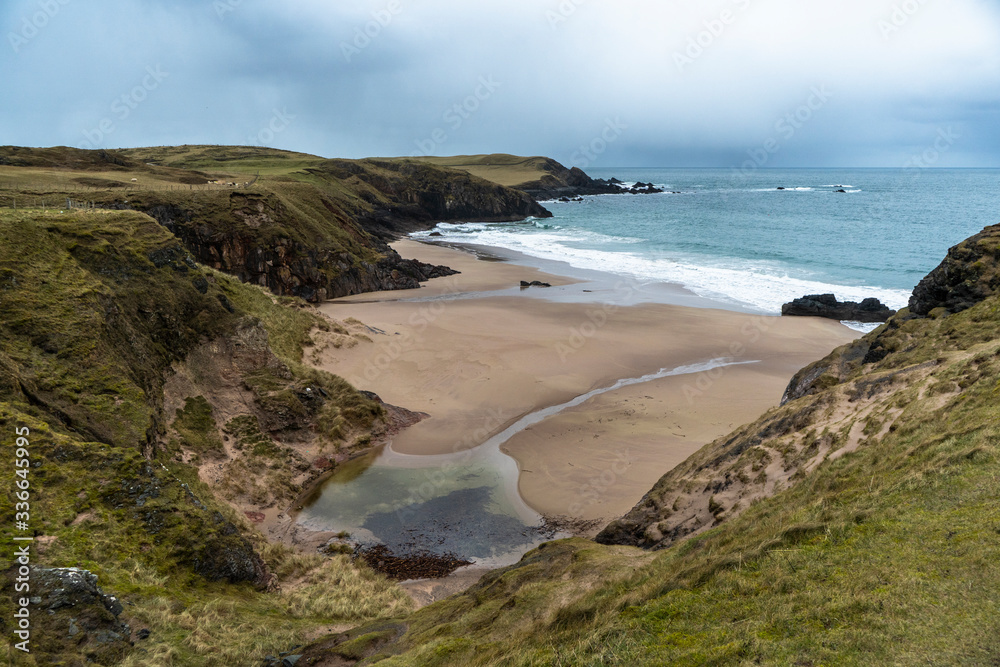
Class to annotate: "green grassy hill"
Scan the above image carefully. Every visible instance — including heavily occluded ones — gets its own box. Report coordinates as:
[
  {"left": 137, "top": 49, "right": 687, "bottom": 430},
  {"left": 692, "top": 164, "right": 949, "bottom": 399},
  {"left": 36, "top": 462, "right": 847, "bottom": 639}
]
[
  {"left": 0, "top": 146, "right": 550, "bottom": 302},
  {"left": 290, "top": 226, "right": 1000, "bottom": 665},
  {"left": 0, "top": 209, "right": 412, "bottom": 665},
  {"left": 400, "top": 154, "right": 621, "bottom": 198}
]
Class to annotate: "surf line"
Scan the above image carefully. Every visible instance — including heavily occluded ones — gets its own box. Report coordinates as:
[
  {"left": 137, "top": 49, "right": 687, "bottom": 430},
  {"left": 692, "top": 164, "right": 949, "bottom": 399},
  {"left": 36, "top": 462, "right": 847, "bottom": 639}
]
[{"left": 383, "top": 357, "right": 761, "bottom": 467}]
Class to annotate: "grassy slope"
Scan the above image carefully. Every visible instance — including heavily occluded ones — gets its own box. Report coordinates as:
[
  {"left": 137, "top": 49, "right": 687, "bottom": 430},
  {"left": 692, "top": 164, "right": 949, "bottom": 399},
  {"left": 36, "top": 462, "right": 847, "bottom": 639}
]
[
  {"left": 0, "top": 209, "right": 409, "bottom": 666},
  {"left": 400, "top": 154, "right": 562, "bottom": 189},
  {"left": 1, "top": 146, "right": 549, "bottom": 302},
  {"left": 298, "top": 245, "right": 1000, "bottom": 665}
]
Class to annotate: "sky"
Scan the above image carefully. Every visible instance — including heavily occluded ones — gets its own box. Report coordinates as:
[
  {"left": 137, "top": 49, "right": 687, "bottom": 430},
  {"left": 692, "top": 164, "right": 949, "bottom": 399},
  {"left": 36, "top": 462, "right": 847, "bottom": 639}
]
[{"left": 2, "top": 0, "right": 1000, "bottom": 168}]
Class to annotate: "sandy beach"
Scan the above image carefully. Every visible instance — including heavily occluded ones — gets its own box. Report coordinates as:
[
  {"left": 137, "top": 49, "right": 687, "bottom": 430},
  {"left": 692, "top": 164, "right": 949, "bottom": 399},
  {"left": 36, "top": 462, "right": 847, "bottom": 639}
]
[{"left": 312, "top": 240, "right": 859, "bottom": 531}]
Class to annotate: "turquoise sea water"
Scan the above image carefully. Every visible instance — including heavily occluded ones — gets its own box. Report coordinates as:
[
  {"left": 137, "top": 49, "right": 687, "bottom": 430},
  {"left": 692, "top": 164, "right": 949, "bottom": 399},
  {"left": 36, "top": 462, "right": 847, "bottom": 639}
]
[{"left": 414, "top": 168, "right": 1000, "bottom": 314}]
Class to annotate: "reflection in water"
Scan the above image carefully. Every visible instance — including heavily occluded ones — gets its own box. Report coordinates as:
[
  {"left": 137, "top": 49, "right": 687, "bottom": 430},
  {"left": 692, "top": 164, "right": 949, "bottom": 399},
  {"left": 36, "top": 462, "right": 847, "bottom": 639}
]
[
  {"left": 364, "top": 486, "right": 548, "bottom": 556},
  {"left": 296, "top": 448, "right": 551, "bottom": 566},
  {"left": 298, "top": 358, "right": 758, "bottom": 567}
]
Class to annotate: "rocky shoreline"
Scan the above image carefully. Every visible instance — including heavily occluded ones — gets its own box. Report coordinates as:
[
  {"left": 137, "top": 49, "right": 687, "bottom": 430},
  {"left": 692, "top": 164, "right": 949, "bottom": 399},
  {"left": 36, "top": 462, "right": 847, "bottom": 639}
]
[{"left": 781, "top": 293, "right": 896, "bottom": 323}]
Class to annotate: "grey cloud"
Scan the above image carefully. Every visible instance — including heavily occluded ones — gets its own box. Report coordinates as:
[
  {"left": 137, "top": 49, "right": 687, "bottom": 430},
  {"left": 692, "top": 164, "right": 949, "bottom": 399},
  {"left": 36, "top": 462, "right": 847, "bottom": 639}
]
[{"left": 1, "top": 0, "right": 998, "bottom": 166}]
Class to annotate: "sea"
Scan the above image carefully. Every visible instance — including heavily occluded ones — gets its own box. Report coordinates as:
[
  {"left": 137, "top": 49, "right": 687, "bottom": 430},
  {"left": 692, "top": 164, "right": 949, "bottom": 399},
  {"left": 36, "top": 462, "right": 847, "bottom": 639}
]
[{"left": 411, "top": 168, "right": 1000, "bottom": 328}]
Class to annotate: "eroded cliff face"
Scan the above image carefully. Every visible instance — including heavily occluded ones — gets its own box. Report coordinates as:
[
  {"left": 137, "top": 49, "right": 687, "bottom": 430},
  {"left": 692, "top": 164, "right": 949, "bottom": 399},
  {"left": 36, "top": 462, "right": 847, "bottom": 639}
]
[
  {"left": 315, "top": 158, "right": 552, "bottom": 238},
  {"left": 96, "top": 159, "right": 549, "bottom": 302},
  {"left": 136, "top": 195, "right": 458, "bottom": 302},
  {"left": 513, "top": 159, "right": 626, "bottom": 198}
]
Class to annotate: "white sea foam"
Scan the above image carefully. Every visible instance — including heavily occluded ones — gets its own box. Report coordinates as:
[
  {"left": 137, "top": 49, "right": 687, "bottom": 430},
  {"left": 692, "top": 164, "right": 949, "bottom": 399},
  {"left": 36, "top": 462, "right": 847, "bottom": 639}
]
[
  {"left": 413, "top": 224, "right": 912, "bottom": 314},
  {"left": 841, "top": 322, "right": 884, "bottom": 334}
]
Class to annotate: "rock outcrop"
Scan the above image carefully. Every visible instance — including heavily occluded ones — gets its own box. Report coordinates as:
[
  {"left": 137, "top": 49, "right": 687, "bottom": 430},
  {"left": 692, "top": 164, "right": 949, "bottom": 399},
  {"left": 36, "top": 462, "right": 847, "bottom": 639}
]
[
  {"left": 781, "top": 294, "right": 896, "bottom": 322},
  {"left": 139, "top": 199, "right": 459, "bottom": 302},
  {"left": 511, "top": 160, "right": 663, "bottom": 198},
  {"left": 909, "top": 223, "right": 1000, "bottom": 316},
  {"left": 1, "top": 567, "right": 133, "bottom": 664}
]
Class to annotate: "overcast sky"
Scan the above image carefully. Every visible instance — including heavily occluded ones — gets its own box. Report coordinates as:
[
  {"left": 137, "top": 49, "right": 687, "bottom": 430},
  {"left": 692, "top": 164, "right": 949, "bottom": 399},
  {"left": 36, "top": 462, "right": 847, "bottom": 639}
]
[{"left": 3, "top": 0, "right": 1000, "bottom": 168}]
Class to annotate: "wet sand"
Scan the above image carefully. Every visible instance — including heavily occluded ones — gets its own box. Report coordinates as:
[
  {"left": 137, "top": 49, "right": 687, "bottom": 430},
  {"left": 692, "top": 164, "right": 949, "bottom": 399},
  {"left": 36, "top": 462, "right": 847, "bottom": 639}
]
[{"left": 313, "top": 240, "right": 859, "bottom": 531}]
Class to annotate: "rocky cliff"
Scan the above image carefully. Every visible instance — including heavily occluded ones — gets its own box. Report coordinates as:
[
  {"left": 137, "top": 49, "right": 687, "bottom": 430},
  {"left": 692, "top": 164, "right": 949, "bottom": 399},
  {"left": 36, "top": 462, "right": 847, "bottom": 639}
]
[
  {"left": 0, "top": 146, "right": 552, "bottom": 302},
  {"left": 404, "top": 153, "right": 644, "bottom": 199},
  {"left": 513, "top": 159, "right": 628, "bottom": 198},
  {"left": 909, "top": 223, "right": 1000, "bottom": 316}
]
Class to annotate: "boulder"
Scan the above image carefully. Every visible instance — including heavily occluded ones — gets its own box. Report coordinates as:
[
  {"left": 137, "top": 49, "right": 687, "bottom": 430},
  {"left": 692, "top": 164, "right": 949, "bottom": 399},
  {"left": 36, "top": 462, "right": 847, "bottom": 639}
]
[
  {"left": 1, "top": 567, "right": 133, "bottom": 664},
  {"left": 909, "top": 224, "right": 1000, "bottom": 316},
  {"left": 781, "top": 294, "right": 896, "bottom": 323}
]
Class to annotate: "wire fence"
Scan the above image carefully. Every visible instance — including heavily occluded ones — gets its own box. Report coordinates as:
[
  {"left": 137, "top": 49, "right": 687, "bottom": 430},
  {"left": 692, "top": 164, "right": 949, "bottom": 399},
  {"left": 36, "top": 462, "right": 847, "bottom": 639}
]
[
  {"left": 0, "top": 173, "right": 263, "bottom": 209},
  {"left": 0, "top": 195, "right": 104, "bottom": 210}
]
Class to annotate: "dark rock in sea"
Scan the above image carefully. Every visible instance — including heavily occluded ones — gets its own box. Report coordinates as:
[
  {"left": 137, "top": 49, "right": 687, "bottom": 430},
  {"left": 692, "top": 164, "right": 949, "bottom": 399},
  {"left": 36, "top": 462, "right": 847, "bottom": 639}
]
[
  {"left": 835, "top": 189, "right": 848, "bottom": 193},
  {"left": 521, "top": 280, "right": 551, "bottom": 288},
  {"left": 781, "top": 294, "right": 896, "bottom": 323},
  {"left": 777, "top": 187, "right": 786, "bottom": 190},
  {"left": 628, "top": 183, "right": 665, "bottom": 194},
  {"left": 517, "top": 159, "right": 660, "bottom": 199},
  {"left": 428, "top": 231, "right": 442, "bottom": 237},
  {"left": 910, "top": 223, "right": 1000, "bottom": 316}
]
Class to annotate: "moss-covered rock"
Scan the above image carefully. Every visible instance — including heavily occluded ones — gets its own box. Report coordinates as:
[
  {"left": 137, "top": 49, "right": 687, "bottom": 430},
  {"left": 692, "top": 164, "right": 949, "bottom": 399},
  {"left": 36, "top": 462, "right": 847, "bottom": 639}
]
[{"left": 910, "top": 223, "right": 1000, "bottom": 316}]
